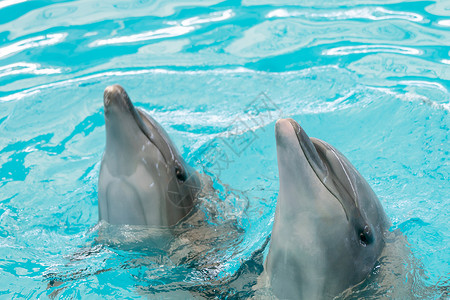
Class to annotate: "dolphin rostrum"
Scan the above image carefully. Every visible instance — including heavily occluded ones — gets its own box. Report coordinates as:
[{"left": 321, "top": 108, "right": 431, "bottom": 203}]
[
  {"left": 263, "top": 118, "right": 391, "bottom": 299},
  {"left": 98, "top": 84, "right": 201, "bottom": 226}
]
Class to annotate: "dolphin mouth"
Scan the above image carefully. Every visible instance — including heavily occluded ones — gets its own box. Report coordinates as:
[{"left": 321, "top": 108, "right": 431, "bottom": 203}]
[
  {"left": 282, "top": 118, "right": 328, "bottom": 181},
  {"left": 103, "top": 84, "right": 173, "bottom": 165},
  {"left": 276, "top": 118, "right": 351, "bottom": 220},
  {"left": 276, "top": 118, "right": 376, "bottom": 244}
]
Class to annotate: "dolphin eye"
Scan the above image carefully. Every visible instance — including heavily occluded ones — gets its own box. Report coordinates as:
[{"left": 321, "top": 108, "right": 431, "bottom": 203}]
[
  {"left": 175, "top": 166, "right": 187, "bottom": 182},
  {"left": 359, "top": 225, "right": 373, "bottom": 246}
]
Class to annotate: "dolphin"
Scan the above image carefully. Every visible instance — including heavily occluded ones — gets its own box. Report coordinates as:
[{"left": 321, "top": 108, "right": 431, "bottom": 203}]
[
  {"left": 98, "top": 84, "right": 201, "bottom": 226},
  {"left": 262, "top": 118, "right": 391, "bottom": 299}
]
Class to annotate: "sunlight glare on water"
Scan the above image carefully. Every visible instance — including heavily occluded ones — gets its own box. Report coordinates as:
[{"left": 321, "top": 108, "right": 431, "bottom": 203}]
[{"left": 0, "top": 0, "right": 449, "bottom": 298}]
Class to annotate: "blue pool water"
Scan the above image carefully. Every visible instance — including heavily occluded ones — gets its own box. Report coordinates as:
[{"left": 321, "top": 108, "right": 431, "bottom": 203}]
[{"left": 0, "top": 0, "right": 449, "bottom": 298}]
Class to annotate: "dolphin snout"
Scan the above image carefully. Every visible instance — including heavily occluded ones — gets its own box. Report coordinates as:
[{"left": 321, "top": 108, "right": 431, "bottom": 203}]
[
  {"left": 275, "top": 118, "right": 292, "bottom": 132},
  {"left": 103, "top": 84, "right": 126, "bottom": 108},
  {"left": 275, "top": 118, "right": 296, "bottom": 142},
  {"left": 276, "top": 118, "right": 327, "bottom": 176}
]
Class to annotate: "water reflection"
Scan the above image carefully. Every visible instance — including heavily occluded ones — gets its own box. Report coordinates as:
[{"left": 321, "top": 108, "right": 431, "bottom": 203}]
[
  {"left": 0, "top": 33, "right": 67, "bottom": 59},
  {"left": 437, "top": 20, "right": 450, "bottom": 26},
  {"left": 179, "top": 9, "right": 234, "bottom": 26},
  {"left": 0, "top": 62, "right": 61, "bottom": 78},
  {"left": 89, "top": 25, "right": 195, "bottom": 47},
  {"left": 266, "top": 7, "right": 423, "bottom": 22},
  {"left": 323, "top": 45, "right": 422, "bottom": 56},
  {"left": 90, "top": 9, "right": 234, "bottom": 47},
  {"left": 0, "top": 0, "right": 28, "bottom": 10},
  {"left": 1, "top": 1, "right": 449, "bottom": 297},
  {"left": 0, "top": 69, "right": 155, "bottom": 102}
]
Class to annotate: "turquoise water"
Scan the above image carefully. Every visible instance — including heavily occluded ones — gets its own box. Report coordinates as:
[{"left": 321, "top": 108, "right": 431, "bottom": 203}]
[{"left": 0, "top": 0, "right": 449, "bottom": 298}]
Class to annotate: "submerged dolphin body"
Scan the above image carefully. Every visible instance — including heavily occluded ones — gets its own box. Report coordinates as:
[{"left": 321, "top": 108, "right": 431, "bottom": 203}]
[
  {"left": 263, "top": 118, "right": 391, "bottom": 299},
  {"left": 98, "top": 85, "right": 201, "bottom": 226}
]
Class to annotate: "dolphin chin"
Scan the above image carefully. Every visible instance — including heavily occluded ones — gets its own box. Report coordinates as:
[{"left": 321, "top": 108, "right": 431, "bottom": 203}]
[
  {"left": 98, "top": 84, "right": 201, "bottom": 227},
  {"left": 264, "top": 118, "right": 390, "bottom": 299}
]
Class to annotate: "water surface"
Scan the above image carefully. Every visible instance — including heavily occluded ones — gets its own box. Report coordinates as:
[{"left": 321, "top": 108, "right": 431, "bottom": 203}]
[{"left": 0, "top": 0, "right": 449, "bottom": 298}]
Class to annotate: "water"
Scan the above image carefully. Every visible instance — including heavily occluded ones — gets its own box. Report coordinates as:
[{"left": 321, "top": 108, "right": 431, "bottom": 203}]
[{"left": 0, "top": 0, "right": 449, "bottom": 298}]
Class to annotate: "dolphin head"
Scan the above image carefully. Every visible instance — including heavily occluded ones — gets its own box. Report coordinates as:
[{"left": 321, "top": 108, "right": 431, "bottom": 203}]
[
  {"left": 98, "top": 85, "right": 201, "bottom": 226},
  {"left": 266, "top": 118, "right": 390, "bottom": 299}
]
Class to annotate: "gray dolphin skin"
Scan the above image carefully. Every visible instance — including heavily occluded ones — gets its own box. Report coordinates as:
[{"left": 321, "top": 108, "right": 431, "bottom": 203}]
[
  {"left": 265, "top": 118, "right": 391, "bottom": 299},
  {"left": 98, "top": 84, "right": 201, "bottom": 226}
]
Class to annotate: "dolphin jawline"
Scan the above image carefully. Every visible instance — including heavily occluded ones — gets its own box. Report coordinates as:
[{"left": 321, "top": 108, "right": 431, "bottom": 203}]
[
  {"left": 285, "top": 119, "right": 350, "bottom": 216},
  {"left": 99, "top": 84, "right": 201, "bottom": 226},
  {"left": 282, "top": 118, "right": 374, "bottom": 245},
  {"left": 104, "top": 85, "right": 176, "bottom": 165}
]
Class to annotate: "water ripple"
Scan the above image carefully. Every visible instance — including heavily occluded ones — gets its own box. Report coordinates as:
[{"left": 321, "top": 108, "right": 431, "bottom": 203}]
[
  {"left": 1, "top": 68, "right": 250, "bottom": 102},
  {"left": 437, "top": 20, "right": 450, "bottom": 26},
  {"left": 90, "top": 9, "right": 234, "bottom": 47},
  {"left": 0, "top": 62, "right": 61, "bottom": 78},
  {"left": 348, "top": 53, "right": 450, "bottom": 82},
  {"left": 0, "top": 33, "right": 67, "bottom": 59},
  {"left": 244, "top": 0, "right": 433, "bottom": 8},
  {"left": 89, "top": 25, "right": 195, "bottom": 47},
  {"left": 0, "top": 0, "right": 449, "bottom": 298},
  {"left": 0, "top": 66, "right": 345, "bottom": 102},
  {"left": 0, "top": 0, "right": 224, "bottom": 39},
  {"left": 0, "top": 69, "right": 157, "bottom": 102},
  {"left": 323, "top": 45, "right": 422, "bottom": 56},
  {"left": 178, "top": 9, "right": 234, "bottom": 27},
  {"left": 425, "top": 2, "right": 450, "bottom": 17},
  {"left": 226, "top": 18, "right": 444, "bottom": 58},
  {"left": 0, "top": 0, "right": 27, "bottom": 10},
  {"left": 267, "top": 7, "right": 424, "bottom": 22}
]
